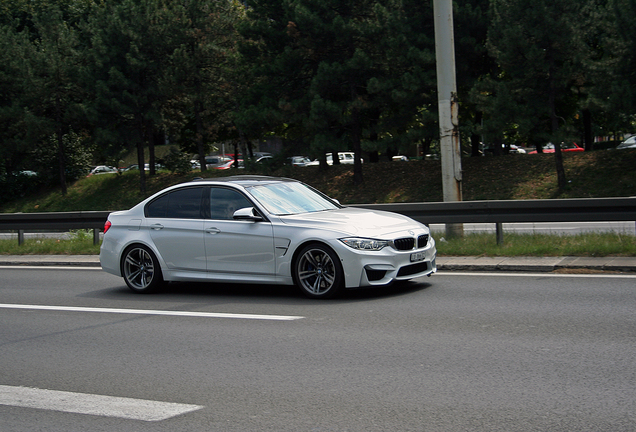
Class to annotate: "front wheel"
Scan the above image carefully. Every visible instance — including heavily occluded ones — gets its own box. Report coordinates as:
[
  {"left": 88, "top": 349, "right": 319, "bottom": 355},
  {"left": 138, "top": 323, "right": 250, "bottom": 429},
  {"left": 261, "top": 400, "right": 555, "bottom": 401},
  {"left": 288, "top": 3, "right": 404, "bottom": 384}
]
[
  {"left": 293, "top": 243, "right": 343, "bottom": 299},
  {"left": 121, "top": 245, "right": 163, "bottom": 293}
]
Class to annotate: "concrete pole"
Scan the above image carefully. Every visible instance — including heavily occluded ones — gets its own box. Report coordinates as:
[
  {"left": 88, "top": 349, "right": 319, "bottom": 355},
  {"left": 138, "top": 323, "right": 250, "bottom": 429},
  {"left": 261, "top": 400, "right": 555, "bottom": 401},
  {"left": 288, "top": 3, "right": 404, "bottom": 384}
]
[{"left": 433, "top": 0, "right": 464, "bottom": 238}]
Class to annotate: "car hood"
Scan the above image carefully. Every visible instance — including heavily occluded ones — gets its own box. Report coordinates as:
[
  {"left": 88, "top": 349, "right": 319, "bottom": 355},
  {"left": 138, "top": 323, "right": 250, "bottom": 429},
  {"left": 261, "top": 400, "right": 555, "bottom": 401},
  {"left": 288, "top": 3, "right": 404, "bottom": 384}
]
[{"left": 278, "top": 207, "right": 425, "bottom": 237}]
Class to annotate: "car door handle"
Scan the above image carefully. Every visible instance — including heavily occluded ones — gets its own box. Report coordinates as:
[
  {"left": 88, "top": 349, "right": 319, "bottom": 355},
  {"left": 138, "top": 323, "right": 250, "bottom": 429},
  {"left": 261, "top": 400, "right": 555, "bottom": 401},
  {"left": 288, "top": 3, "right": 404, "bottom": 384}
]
[
  {"left": 205, "top": 227, "right": 221, "bottom": 234},
  {"left": 150, "top": 223, "right": 164, "bottom": 230}
]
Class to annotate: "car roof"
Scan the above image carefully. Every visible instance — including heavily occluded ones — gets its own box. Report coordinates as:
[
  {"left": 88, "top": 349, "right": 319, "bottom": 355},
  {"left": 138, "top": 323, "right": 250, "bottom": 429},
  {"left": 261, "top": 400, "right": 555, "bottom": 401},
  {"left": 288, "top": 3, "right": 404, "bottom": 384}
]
[{"left": 189, "top": 175, "right": 296, "bottom": 186}]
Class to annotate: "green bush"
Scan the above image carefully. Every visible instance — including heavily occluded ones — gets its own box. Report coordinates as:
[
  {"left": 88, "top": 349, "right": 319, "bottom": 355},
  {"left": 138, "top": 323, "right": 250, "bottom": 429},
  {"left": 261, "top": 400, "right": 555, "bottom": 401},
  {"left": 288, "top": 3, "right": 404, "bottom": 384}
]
[{"left": 162, "top": 146, "right": 192, "bottom": 175}]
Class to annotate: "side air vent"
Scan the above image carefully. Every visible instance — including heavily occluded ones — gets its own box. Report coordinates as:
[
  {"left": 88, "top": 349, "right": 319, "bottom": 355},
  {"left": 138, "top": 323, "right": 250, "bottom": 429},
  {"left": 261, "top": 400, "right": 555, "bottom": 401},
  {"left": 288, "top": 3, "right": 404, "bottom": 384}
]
[{"left": 365, "top": 268, "right": 387, "bottom": 281}]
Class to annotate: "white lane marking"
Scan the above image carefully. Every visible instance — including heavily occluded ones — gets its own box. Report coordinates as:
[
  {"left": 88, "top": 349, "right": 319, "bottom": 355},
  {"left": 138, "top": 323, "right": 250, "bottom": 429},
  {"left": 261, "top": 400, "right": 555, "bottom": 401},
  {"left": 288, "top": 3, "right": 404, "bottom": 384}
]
[
  {"left": 0, "top": 303, "right": 304, "bottom": 321},
  {"left": 0, "top": 385, "right": 203, "bottom": 421},
  {"left": 435, "top": 271, "right": 636, "bottom": 279}
]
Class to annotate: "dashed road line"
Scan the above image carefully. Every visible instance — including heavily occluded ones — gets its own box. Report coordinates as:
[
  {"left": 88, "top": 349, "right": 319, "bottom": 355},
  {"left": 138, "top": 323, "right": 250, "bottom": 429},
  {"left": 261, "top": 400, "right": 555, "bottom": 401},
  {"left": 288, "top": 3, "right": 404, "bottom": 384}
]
[{"left": 0, "top": 385, "right": 203, "bottom": 421}]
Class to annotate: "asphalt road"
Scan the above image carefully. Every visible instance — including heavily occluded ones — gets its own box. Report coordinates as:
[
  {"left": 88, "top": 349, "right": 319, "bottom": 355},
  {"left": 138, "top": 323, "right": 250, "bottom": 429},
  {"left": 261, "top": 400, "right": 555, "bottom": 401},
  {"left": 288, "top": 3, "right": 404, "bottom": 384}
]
[{"left": 1, "top": 267, "right": 635, "bottom": 431}]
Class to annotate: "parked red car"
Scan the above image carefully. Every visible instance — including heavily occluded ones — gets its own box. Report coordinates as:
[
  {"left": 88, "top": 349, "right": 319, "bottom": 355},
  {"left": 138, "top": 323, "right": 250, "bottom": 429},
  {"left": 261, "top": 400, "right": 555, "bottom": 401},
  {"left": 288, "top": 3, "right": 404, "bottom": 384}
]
[
  {"left": 214, "top": 159, "right": 244, "bottom": 170},
  {"left": 528, "top": 142, "right": 583, "bottom": 154}
]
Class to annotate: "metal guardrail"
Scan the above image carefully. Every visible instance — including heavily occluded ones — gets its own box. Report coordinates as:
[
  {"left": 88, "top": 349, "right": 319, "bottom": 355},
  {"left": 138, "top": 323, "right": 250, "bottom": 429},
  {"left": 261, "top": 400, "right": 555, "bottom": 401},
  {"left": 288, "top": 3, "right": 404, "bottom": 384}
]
[
  {"left": 0, "top": 211, "right": 110, "bottom": 245},
  {"left": 352, "top": 197, "right": 636, "bottom": 244},
  {"left": 350, "top": 197, "right": 636, "bottom": 224},
  {"left": 1, "top": 197, "right": 635, "bottom": 245}
]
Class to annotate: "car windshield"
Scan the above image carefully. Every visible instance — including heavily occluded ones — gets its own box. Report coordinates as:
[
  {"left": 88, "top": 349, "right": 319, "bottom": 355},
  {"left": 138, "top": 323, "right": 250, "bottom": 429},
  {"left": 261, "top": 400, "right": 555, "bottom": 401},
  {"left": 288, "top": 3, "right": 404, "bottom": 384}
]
[{"left": 246, "top": 182, "right": 339, "bottom": 215}]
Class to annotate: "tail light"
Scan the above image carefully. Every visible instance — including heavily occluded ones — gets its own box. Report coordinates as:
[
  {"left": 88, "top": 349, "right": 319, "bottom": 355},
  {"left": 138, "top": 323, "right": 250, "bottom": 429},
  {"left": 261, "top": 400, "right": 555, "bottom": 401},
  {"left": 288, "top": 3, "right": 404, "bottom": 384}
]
[{"left": 103, "top": 220, "right": 112, "bottom": 234}]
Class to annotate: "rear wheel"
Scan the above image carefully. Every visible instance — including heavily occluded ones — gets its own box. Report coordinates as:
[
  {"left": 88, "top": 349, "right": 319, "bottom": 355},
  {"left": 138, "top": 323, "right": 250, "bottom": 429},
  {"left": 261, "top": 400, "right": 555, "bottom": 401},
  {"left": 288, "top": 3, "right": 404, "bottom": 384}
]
[
  {"left": 293, "top": 243, "right": 343, "bottom": 299},
  {"left": 121, "top": 245, "right": 163, "bottom": 293}
]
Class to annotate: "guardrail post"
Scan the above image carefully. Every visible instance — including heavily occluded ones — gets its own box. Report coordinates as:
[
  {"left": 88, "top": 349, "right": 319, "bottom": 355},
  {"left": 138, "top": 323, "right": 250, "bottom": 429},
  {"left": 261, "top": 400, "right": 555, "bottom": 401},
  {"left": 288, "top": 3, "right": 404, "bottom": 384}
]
[
  {"left": 93, "top": 229, "right": 100, "bottom": 246},
  {"left": 496, "top": 223, "right": 504, "bottom": 245},
  {"left": 18, "top": 230, "right": 25, "bottom": 246}
]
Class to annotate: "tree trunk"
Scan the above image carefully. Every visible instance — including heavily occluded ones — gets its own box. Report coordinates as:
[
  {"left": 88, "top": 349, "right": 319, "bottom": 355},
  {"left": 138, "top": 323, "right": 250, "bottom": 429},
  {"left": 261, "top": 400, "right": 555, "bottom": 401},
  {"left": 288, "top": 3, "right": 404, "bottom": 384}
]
[
  {"left": 368, "top": 150, "right": 379, "bottom": 163},
  {"left": 149, "top": 129, "right": 162, "bottom": 176},
  {"left": 136, "top": 115, "right": 146, "bottom": 195},
  {"left": 195, "top": 103, "right": 207, "bottom": 172},
  {"left": 550, "top": 91, "right": 566, "bottom": 190},
  {"left": 136, "top": 140, "right": 146, "bottom": 196},
  {"left": 471, "top": 111, "right": 482, "bottom": 157},
  {"left": 351, "top": 107, "right": 363, "bottom": 185},
  {"left": 55, "top": 96, "right": 67, "bottom": 196},
  {"left": 233, "top": 140, "right": 240, "bottom": 168},
  {"left": 57, "top": 128, "right": 67, "bottom": 196},
  {"left": 583, "top": 108, "right": 593, "bottom": 151},
  {"left": 493, "top": 136, "right": 503, "bottom": 156}
]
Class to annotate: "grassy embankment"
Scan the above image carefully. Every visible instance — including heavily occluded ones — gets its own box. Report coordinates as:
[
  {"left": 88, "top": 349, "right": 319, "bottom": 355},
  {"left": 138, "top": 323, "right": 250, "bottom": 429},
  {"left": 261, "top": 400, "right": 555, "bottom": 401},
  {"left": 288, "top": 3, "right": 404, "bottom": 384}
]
[{"left": 2, "top": 148, "right": 635, "bottom": 256}]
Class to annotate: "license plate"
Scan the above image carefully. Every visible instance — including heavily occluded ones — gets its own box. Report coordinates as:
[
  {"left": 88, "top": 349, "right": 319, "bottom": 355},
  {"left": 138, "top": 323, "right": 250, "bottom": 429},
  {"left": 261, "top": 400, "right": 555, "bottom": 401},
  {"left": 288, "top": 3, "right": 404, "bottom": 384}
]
[{"left": 410, "top": 252, "right": 425, "bottom": 262}]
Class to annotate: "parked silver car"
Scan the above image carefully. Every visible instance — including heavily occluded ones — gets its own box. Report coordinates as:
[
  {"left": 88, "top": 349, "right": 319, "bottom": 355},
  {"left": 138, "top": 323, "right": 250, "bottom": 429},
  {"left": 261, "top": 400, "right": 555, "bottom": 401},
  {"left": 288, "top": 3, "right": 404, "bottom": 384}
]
[
  {"left": 617, "top": 136, "right": 636, "bottom": 150},
  {"left": 100, "top": 176, "right": 436, "bottom": 298}
]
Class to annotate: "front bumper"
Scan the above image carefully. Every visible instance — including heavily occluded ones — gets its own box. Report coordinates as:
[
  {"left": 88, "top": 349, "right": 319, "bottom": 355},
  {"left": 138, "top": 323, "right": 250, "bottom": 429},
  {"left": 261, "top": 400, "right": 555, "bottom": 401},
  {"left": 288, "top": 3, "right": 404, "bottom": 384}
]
[{"left": 336, "top": 239, "right": 437, "bottom": 288}]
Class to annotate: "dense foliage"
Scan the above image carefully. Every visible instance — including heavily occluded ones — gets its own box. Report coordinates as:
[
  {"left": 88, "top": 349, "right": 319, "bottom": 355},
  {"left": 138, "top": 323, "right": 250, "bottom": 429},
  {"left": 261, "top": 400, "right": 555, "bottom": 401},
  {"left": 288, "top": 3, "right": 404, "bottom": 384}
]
[{"left": 1, "top": 0, "right": 634, "bottom": 199}]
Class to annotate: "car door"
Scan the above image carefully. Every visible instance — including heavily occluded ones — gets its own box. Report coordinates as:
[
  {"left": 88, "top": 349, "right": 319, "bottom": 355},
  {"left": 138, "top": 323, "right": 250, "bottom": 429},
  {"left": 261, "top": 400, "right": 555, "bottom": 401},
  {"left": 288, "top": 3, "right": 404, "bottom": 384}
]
[
  {"left": 204, "top": 187, "right": 275, "bottom": 277},
  {"left": 145, "top": 187, "right": 206, "bottom": 272}
]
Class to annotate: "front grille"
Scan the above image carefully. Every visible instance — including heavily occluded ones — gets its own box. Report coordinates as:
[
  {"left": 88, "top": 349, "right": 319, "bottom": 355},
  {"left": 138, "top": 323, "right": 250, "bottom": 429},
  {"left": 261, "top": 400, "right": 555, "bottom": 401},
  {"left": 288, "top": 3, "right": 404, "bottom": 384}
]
[
  {"left": 417, "top": 234, "right": 429, "bottom": 248},
  {"left": 397, "top": 262, "right": 429, "bottom": 277},
  {"left": 393, "top": 237, "right": 415, "bottom": 251},
  {"left": 394, "top": 235, "right": 428, "bottom": 251}
]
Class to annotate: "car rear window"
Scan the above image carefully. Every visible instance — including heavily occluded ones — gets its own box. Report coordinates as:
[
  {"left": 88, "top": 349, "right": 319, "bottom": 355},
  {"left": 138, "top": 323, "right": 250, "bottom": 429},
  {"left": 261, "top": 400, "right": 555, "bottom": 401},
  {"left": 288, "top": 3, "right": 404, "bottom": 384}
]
[{"left": 146, "top": 187, "right": 204, "bottom": 219}]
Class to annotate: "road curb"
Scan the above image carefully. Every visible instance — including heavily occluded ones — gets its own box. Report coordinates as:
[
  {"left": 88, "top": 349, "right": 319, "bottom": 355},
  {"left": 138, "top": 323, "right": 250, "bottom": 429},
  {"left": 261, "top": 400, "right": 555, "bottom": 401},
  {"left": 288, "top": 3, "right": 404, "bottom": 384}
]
[
  {"left": 436, "top": 256, "right": 636, "bottom": 273},
  {"left": 0, "top": 255, "right": 101, "bottom": 267}
]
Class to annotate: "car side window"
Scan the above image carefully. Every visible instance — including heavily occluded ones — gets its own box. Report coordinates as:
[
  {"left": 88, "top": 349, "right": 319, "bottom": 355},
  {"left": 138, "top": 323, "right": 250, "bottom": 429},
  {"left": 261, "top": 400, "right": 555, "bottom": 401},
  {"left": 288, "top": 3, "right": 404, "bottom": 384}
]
[
  {"left": 146, "top": 187, "right": 204, "bottom": 219},
  {"left": 209, "top": 187, "right": 252, "bottom": 220}
]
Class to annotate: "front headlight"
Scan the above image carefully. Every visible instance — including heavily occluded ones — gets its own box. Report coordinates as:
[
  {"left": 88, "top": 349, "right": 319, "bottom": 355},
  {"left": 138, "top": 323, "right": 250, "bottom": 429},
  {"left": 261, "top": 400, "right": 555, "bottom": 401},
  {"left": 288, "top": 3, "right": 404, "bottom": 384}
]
[{"left": 340, "top": 237, "right": 389, "bottom": 251}]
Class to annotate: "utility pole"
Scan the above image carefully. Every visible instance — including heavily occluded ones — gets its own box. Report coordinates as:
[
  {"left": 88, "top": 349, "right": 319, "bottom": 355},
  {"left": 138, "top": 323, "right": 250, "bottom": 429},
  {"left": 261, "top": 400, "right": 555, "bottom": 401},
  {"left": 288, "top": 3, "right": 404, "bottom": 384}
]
[{"left": 433, "top": 0, "right": 464, "bottom": 238}]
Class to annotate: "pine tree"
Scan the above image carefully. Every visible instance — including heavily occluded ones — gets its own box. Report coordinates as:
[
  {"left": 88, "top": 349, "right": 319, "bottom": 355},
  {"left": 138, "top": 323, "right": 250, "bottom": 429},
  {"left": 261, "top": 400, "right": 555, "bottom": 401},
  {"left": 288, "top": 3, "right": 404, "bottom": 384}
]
[
  {"left": 163, "top": 0, "right": 246, "bottom": 172},
  {"left": 83, "top": 0, "right": 175, "bottom": 195},
  {"left": 485, "top": 0, "right": 589, "bottom": 190},
  {"left": 238, "top": 0, "right": 438, "bottom": 185},
  {"left": 0, "top": 24, "right": 32, "bottom": 177},
  {"left": 27, "top": 5, "right": 84, "bottom": 195}
]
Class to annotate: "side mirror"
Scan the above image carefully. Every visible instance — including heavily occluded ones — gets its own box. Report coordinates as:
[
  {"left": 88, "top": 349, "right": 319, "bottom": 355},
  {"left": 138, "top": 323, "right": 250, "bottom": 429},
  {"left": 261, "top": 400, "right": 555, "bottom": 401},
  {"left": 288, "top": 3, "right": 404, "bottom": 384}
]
[{"left": 233, "top": 207, "right": 263, "bottom": 221}]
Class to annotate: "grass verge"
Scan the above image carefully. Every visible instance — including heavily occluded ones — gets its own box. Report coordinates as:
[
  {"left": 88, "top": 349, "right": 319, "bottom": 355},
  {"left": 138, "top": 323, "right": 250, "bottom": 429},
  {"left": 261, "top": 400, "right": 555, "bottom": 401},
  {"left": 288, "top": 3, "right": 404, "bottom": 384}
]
[
  {"left": 0, "top": 230, "right": 100, "bottom": 255},
  {"left": 435, "top": 232, "right": 636, "bottom": 257}
]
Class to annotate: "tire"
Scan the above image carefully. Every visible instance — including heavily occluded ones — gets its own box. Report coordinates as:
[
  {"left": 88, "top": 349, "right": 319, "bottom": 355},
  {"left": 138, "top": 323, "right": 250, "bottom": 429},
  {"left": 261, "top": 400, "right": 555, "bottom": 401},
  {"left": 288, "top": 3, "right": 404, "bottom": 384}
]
[
  {"left": 121, "top": 245, "right": 163, "bottom": 293},
  {"left": 293, "top": 243, "right": 343, "bottom": 299}
]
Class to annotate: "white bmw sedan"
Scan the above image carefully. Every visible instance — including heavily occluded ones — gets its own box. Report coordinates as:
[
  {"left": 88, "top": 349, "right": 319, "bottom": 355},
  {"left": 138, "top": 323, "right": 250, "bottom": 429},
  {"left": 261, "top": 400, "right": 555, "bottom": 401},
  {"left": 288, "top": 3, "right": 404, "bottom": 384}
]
[{"left": 100, "top": 176, "right": 436, "bottom": 298}]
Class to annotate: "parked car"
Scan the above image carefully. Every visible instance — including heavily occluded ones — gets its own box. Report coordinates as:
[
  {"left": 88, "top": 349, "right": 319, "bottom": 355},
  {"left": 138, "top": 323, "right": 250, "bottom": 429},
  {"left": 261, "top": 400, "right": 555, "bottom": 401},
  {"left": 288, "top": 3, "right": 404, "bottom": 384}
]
[
  {"left": 287, "top": 156, "right": 312, "bottom": 167},
  {"left": 617, "top": 136, "right": 636, "bottom": 150},
  {"left": 253, "top": 152, "right": 272, "bottom": 159},
  {"left": 509, "top": 145, "right": 527, "bottom": 154},
  {"left": 483, "top": 143, "right": 526, "bottom": 155},
  {"left": 215, "top": 159, "right": 244, "bottom": 170},
  {"left": 329, "top": 152, "right": 361, "bottom": 164},
  {"left": 528, "top": 142, "right": 583, "bottom": 154},
  {"left": 18, "top": 170, "right": 38, "bottom": 176},
  {"left": 87, "top": 165, "right": 118, "bottom": 176},
  {"left": 100, "top": 175, "right": 437, "bottom": 299},
  {"left": 306, "top": 152, "right": 363, "bottom": 166},
  {"left": 255, "top": 155, "right": 274, "bottom": 164},
  {"left": 392, "top": 155, "right": 409, "bottom": 161},
  {"left": 206, "top": 156, "right": 233, "bottom": 168},
  {"left": 190, "top": 155, "right": 233, "bottom": 169},
  {"left": 120, "top": 164, "right": 164, "bottom": 172}
]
